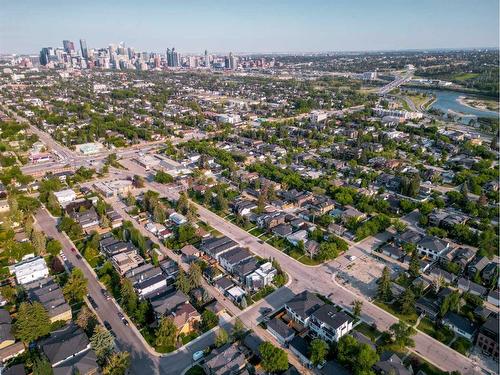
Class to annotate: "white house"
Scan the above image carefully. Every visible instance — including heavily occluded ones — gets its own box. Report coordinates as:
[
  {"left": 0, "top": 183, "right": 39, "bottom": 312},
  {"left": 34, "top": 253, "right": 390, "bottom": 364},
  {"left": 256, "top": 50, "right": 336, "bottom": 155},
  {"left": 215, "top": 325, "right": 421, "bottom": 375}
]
[
  {"left": 53, "top": 189, "right": 77, "bottom": 207},
  {"left": 308, "top": 305, "right": 353, "bottom": 343},
  {"left": 11, "top": 255, "right": 49, "bottom": 285},
  {"left": 246, "top": 262, "right": 277, "bottom": 291},
  {"left": 169, "top": 212, "right": 187, "bottom": 225},
  {"left": 417, "top": 236, "right": 449, "bottom": 260}
]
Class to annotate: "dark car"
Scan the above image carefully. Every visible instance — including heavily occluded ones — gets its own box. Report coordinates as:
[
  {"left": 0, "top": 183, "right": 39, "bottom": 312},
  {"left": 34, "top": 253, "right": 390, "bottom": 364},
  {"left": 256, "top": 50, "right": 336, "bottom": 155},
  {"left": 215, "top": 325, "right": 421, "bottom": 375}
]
[
  {"left": 76, "top": 254, "right": 82, "bottom": 260},
  {"left": 87, "top": 295, "right": 98, "bottom": 309},
  {"left": 71, "top": 248, "right": 76, "bottom": 253},
  {"left": 104, "top": 321, "right": 113, "bottom": 331}
]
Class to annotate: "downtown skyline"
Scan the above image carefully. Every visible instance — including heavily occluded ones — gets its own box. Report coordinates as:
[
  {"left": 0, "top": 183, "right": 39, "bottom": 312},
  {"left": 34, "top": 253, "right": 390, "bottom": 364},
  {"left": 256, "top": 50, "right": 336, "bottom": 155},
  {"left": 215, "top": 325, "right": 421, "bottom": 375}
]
[{"left": 1, "top": 0, "right": 499, "bottom": 54}]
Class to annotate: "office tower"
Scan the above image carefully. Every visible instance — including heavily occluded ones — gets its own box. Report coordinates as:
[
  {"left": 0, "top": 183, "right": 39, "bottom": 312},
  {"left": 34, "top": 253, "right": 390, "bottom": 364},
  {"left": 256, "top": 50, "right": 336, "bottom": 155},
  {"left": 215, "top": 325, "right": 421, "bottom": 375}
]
[
  {"left": 62, "top": 40, "right": 75, "bottom": 54},
  {"left": 204, "top": 50, "right": 209, "bottom": 67},
  {"left": 79, "top": 39, "right": 88, "bottom": 59},
  {"left": 229, "top": 52, "right": 237, "bottom": 70},
  {"left": 39, "top": 48, "right": 50, "bottom": 66},
  {"left": 166, "top": 48, "right": 172, "bottom": 67}
]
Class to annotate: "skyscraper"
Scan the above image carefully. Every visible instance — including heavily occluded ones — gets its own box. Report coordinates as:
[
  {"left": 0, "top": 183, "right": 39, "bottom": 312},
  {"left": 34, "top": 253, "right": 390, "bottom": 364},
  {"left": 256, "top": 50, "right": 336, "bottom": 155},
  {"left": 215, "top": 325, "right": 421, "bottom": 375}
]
[
  {"left": 62, "top": 40, "right": 75, "bottom": 54},
  {"left": 204, "top": 50, "right": 209, "bottom": 68},
  {"left": 80, "top": 39, "right": 88, "bottom": 59},
  {"left": 39, "top": 48, "right": 50, "bottom": 66}
]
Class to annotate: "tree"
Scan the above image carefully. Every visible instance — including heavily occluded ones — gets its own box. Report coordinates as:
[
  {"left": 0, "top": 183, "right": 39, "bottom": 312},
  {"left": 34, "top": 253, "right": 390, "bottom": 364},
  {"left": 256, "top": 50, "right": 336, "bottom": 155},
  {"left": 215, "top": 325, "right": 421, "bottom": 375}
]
[
  {"left": 120, "top": 279, "right": 138, "bottom": 315},
  {"left": 90, "top": 326, "right": 115, "bottom": 363},
  {"left": 76, "top": 305, "right": 96, "bottom": 334},
  {"left": 188, "top": 263, "right": 202, "bottom": 288},
  {"left": 155, "top": 317, "right": 178, "bottom": 350},
  {"left": 398, "top": 288, "right": 416, "bottom": 315},
  {"left": 215, "top": 328, "right": 229, "bottom": 347},
  {"left": 353, "top": 300, "right": 363, "bottom": 318},
  {"left": 175, "top": 269, "right": 191, "bottom": 294},
  {"left": 0, "top": 285, "right": 16, "bottom": 304},
  {"left": 309, "top": 339, "right": 328, "bottom": 366},
  {"left": 337, "top": 335, "right": 359, "bottom": 365},
  {"left": 32, "top": 356, "right": 54, "bottom": 375},
  {"left": 46, "top": 191, "right": 61, "bottom": 216},
  {"left": 25, "top": 215, "right": 35, "bottom": 238},
  {"left": 200, "top": 310, "right": 218, "bottom": 332},
  {"left": 125, "top": 191, "right": 136, "bottom": 206},
  {"left": 317, "top": 242, "right": 339, "bottom": 261},
  {"left": 14, "top": 301, "right": 51, "bottom": 343},
  {"left": 63, "top": 268, "right": 88, "bottom": 303},
  {"left": 153, "top": 204, "right": 166, "bottom": 223},
  {"left": 103, "top": 352, "right": 131, "bottom": 375},
  {"left": 32, "top": 230, "right": 46, "bottom": 255},
  {"left": 231, "top": 318, "right": 246, "bottom": 341},
  {"left": 440, "top": 291, "right": 461, "bottom": 317},
  {"left": 46, "top": 239, "right": 62, "bottom": 257},
  {"left": 186, "top": 203, "right": 198, "bottom": 223},
  {"left": 154, "top": 170, "right": 174, "bottom": 184},
  {"left": 354, "top": 343, "right": 379, "bottom": 375},
  {"left": 409, "top": 249, "right": 420, "bottom": 278},
  {"left": 377, "top": 266, "right": 393, "bottom": 302},
  {"left": 259, "top": 342, "right": 288, "bottom": 373},
  {"left": 176, "top": 192, "right": 189, "bottom": 215},
  {"left": 133, "top": 175, "right": 145, "bottom": 188},
  {"left": 390, "top": 320, "right": 416, "bottom": 348}
]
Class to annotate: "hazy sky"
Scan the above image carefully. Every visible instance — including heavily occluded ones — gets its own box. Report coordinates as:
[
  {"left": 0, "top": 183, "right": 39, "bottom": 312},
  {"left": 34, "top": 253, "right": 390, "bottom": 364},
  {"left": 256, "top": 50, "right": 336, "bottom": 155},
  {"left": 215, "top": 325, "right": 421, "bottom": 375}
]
[{"left": 1, "top": 0, "right": 499, "bottom": 54}]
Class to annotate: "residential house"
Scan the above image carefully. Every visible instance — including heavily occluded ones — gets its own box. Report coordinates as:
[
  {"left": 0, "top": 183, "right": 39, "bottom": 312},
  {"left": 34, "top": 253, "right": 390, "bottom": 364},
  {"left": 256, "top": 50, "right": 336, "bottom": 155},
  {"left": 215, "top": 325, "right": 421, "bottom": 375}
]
[
  {"left": 487, "top": 289, "right": 499, "bottom": 307},
  {"left": 200, "top": 236, "right": 238, "bottom": 262},
  {"left": 0, "top": 310, "right": 14, "bottom": 350},
  {"left": 467, "top": 256, "right": 490, "bottom": 277},
  {"left": 416, "top": 236, "right": 449, "bottom": 260},
  {"left": 40, "top": 324, "right": 97, "bottom": 374},
  {"left": 111, "top": 251, "right": 144, "bottom": 275},
  {"left": 374, "top": 353, "right": 412, "bottom": 375},
  {"left": 10, "top": 255, "right": 49, "bottom": 285},
  {"left": 415, "top": 297, "right": 440, "bottom": 321},
  {"left": 218, "top": 248, "right": 253, "bottom": 273},
  {"left": 170, "top": 302, "right": 201, "bottom": 336},
  {"left": 25, "top": 277, "right": 72, "bottom": 323},
  {"left": 233, "top": 258, "right": 260, "bottom": 284},
  {"left": 150, "top": 290, "right": 189, "bottom": 319},
  {"left": 381, "top": 244, "right": 405, "bottom": 261},
  {"left": 395, "top": 229, "right": 423, "bottom": 247},
  {"left": 309, "top": 305, "right": 353, "bottom": 343},
  {"left": 341, "top": 206, "right": 366, "bottom": 224},
  {"left": 289, "top": 336, "right": 312, "bottom": 368},
  {"left": 442, "top": 312, "right": 477, "bottom": 340},
  {"left": 267, "top": 318, "right": 295, "bottom": 345},
  {"left": 285, "top": 291, "right": 323, "bottom": 327},
  {"left": 202, "top": 343, "right": 246, "bottom": 375},
  {"left": 245, "top": 262, "right": 277, "bottom": 291}
]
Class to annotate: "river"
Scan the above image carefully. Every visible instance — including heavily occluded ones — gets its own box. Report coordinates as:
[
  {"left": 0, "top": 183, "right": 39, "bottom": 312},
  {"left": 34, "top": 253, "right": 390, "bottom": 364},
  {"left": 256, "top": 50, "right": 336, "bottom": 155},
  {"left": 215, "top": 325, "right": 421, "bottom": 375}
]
[{"left": 416, "top": 88, "right": 498, "bottom": 122}]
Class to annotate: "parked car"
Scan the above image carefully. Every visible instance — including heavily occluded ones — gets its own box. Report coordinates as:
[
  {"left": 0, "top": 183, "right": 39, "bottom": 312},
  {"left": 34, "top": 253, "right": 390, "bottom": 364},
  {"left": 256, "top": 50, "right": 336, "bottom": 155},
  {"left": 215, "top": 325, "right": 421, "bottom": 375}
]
[
  {"left": 87, "top": 295, "right": 98, "bottom": 309},
  {"left": 192, "top": 350, "right": 204, "bottom": 362}
]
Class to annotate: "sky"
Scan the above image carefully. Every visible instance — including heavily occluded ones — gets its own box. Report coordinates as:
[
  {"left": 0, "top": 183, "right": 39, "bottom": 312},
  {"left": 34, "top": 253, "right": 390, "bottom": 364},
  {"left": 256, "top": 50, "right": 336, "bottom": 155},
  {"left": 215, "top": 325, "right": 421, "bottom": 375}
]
[{"left": 0, "top": 0, "right": 499, "bottom": 54}]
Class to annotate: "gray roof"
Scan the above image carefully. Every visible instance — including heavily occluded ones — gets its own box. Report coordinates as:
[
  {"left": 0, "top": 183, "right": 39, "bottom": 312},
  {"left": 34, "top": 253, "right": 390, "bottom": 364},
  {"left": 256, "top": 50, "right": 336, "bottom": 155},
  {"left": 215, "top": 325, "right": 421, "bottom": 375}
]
[
  {"left": 267, "top": 318, "right": 295, "bottom": 340},
  {"left": 53, "top": 349, "right": 98, "bottom": 375},
  {"left": 151, "top": 290, "right": 189, "bottom": 315},
  {"left": 233, "top": 257, "right": 259, "bottom": 279},
  {"left": 219, "top": 247, "right": 253, "bottom": 267},
  {"left": 41, "top": 324, "right": 90, "bottom": 365},
  {"left": 443, "top": 312, "right": 476, "bottom": 336},
  {"left": 311, "top": 305, "right": 352, "bottom": 329},
  {"left": 285, "top": 291, "right": 323, "bottom": 320},
  {"left": 418, "top": 236, "right": 448, "bottom": 252}
]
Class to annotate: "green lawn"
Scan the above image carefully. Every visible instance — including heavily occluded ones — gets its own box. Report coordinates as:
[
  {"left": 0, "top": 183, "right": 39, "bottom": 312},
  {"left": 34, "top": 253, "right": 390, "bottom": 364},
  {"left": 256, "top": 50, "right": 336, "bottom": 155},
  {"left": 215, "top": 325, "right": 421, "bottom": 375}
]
[
  {"left": 374, "top": 301, "right": 418, "bottom": 325},
  {"left": 451, "top": 337, "right": 472, "bottom": 355},
  {"left": 354, "top": 322, "right": 381, "bottom": 341},
  {"left": 417, "top": 317, "right": 454, "bottom": 345},
  {"left": 453, "top": 72, "right": 480, "bottom": 81},
  {"left": 404, "top": 353, "right": 449, "bottom": 375}
]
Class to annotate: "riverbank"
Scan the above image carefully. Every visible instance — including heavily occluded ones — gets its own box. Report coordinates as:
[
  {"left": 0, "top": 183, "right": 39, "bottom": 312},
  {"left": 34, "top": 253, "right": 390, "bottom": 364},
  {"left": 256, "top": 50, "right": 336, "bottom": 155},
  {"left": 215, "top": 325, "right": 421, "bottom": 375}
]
[{"left": 457, "top": 95, "right": 499, "bottom": 113}]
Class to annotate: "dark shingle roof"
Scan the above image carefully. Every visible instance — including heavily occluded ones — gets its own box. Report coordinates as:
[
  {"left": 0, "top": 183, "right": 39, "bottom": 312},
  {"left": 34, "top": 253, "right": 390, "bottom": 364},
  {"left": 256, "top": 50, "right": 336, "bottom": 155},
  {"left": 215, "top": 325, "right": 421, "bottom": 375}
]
[{"left": 285, "top": 291, "right": 323, "bottom": 320}]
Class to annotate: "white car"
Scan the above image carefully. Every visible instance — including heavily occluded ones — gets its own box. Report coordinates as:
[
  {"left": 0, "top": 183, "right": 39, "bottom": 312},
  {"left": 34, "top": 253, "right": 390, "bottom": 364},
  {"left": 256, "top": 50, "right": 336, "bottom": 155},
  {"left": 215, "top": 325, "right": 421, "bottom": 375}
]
[
  {"left": 192, "top": 350, "right": 204, "bottom": 362},
  {"left": 347, "top": 255, "right": 357, "bottom": 262}
]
